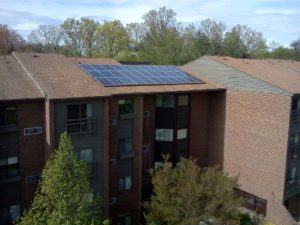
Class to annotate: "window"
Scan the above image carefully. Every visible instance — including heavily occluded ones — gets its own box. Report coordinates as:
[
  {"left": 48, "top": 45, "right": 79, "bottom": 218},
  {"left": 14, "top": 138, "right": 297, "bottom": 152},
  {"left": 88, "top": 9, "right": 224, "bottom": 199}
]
[
  {"left": 290, "top": 133, "right": 300, "bottom": 146},
  {"left": 67, "top": 104, "right": 92, "bottom": 120},
  {"left": 119, "top": 212, "right": 132, "bottom": 225},
  {"left": 0, "top": 106, "right": 17, "bottom": 126},
  {"left": 178, "top": 95, "right": 189, "bottom": 106},
  {"left": 9, "top": 205, "right": 20, "bottom": 222},
  {"left": 155, "top": 129, "right": 173, "bottom": 141},
  {"left": 119, "top": 99, "right": 133, "bottom": 118},
  {"left": 177, "top": 128, "right": 187, "bottom": 139},
  {"left": 118, "top": 138, "right": 132, "bottom": 154},
  {"left": 24, "top": 127, "right": 42, "bottom": 136},
  {"left": 0, "top": 157, "right": 18, "bottom": 166},
  {"left": 156, "top": 95, "right": 174, "bottom": 108},
  {"left": 118, "top": 176, "right": 132, "bottom": 191},
  {"left": 292, "top": 98, "right": 300, "bottom": 111},
  {"left": 80, "top": 149, "right": 95, "bottom": 177},
  {"left": 26, "top": 174, "right": 41, "bottom": 184},
  {"left": 80, "top": 149, "right": 93, "bottom": 163}
]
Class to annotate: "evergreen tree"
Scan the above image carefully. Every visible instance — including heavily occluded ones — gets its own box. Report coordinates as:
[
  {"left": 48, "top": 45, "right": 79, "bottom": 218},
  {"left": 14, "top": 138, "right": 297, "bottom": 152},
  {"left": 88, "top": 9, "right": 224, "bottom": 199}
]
[
  {"left": 18, "top": 132, "right": 106, "bottom": 225},
  {"left": 144, "top": 157, "right": 242, "bottom": 225}
]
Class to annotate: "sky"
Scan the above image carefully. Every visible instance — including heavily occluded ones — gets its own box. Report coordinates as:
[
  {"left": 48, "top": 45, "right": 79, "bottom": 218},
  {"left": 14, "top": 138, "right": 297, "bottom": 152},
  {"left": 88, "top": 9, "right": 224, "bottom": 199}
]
[{"left": 0, "top": 0, "right": 299, "bottom": 46}]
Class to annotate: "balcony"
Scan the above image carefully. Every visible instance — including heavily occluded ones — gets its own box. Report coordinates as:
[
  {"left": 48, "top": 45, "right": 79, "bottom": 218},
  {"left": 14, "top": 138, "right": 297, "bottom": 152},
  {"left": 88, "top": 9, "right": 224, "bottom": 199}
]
[
  {"left": 66, "top": 118, "right": 96, "bottom": 135},
  {"left": 285, "top": 177, "right": 300, "bottom": 200},
  {"left": 288, "top": 144, "right": 300, "bottom": 160}
]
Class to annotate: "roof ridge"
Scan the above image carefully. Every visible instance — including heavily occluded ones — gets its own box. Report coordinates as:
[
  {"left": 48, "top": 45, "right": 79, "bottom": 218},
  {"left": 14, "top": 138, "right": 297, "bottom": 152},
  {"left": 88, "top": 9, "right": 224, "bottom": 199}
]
[
  {"left": 12, "top": 52, "right": 46, "bottom": 99},
  {"left": 208, "top": 56, "right": 292, "bottom": 95}
]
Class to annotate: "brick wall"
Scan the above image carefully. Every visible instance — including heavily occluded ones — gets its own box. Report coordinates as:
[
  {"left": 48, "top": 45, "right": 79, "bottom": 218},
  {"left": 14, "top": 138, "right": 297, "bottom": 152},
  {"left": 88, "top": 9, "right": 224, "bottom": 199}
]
[
  {"left": 18, "top": 101, "right": 45, "bottom": 209},
  {"left": 223, "top": 90, "right": 291, "bottom": 225},
  {"left": 108, "top": 95, "right": 143, "bottom": 225},
  {"left": 189, "top": 92, "right": 210, "bottom": 167}
]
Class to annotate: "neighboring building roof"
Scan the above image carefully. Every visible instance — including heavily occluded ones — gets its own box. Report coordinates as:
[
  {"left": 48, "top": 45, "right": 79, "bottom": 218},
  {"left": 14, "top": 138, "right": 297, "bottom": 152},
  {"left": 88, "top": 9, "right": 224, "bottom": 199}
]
[
  {"left": 0, "top": 55, "right": 43, "bottom": 101},
  {"left": 9, "top": 52, "right": 224, "bottom": 100},
  {"left": 185, "top": 56, "right": 292, "bottom": 96},
  {"left": 211, "top": 56, "right": 300, "bottom": 94}
]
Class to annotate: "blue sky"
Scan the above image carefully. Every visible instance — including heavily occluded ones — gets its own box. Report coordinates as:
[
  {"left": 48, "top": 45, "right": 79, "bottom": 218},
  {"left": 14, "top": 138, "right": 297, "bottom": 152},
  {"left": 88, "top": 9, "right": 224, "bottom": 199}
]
[{"left": 0, "top": 0, "right": 299, "bottom": 46}]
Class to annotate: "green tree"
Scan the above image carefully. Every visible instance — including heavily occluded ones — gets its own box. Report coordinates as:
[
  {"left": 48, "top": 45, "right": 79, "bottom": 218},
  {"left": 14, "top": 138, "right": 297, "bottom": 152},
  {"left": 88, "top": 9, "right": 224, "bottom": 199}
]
[
  {"left": 199, "top": 19, "right": 226, "bottom": 55},
  {"left": 139, "top": 7, "right": 183, "bottom": 65},
  {"left": 178, "top": 24, "right": 210, "bottom": 64},
  {"left": 95, "top": 20, "right": 129, "bottom": 57},
  {"left": 290, "top": 38, "right": 300, "bottom": 60},
  {"left": 61, "top": 18, "right": 98, "bottom": 57},
  {"left": 223, "top": 25, "right": 267, "bottom": 58},
  {"left": 17, "top": 132, "right": 106, "bottom": 225},
  {"left": 145, "top": 157, "right": 242, "bottom": 225}
]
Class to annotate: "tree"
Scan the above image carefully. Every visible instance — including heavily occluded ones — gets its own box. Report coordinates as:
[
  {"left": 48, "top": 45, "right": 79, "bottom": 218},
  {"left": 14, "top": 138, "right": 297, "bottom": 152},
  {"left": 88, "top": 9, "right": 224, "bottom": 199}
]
[
  {"left": 95, "top": 20, "right": 129, "bottom": 57},
  {"left": 27, "top": 25, "right": 63, "bottom": 53},
  {"left": 178, "top": 24, "right": 210, "bottom": 64},
  {"left": 223, "top": 25, "right": 267, "bottom": 58},
  {"left": 0, "top": 24, "right": 25, "bottom": 55},
  {"left": 61, "top": 18, "right": 98, "bottom": 57},
  {"left": 139, "top": 7, "right": 183, "bottom": 65},
  {"left": 199, "top": 19, "right": 226, "bottom": 55},
  {"left": 17, "top": 132, "right": 105, "bottom": 225},
  {"left": 290, "top": 38, "right": 300, "bottom": 60},
  {"left": 223, "top": 26, "right": 247, "bottom": 58},
  {"left": 144, "top": 157, "right": 242, "bottom": 225}
]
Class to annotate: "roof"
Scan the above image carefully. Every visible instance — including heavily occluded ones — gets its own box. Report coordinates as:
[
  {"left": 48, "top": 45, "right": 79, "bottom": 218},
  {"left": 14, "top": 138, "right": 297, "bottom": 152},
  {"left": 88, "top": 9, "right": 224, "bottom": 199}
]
[
  {"left": 185, "top": 56, "right": 292, "bottom": 96},
  {"left": 211, "top": 56, "right": 300, "bottom": 94},
  {"left": 12, "top": 52, "right": 111, "bottom": 99},
  {"left": 0, "top": 55, "right": 43, "bottom": 101},
  {"left": 8, "top": 53, "right": 223, "bottom": 100}
]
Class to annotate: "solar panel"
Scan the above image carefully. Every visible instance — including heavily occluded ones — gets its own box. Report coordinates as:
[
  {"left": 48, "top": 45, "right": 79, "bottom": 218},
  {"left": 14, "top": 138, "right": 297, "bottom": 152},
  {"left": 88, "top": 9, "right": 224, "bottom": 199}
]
[{"left": 80, "top": 64, "right": 204, "bottom": 87}]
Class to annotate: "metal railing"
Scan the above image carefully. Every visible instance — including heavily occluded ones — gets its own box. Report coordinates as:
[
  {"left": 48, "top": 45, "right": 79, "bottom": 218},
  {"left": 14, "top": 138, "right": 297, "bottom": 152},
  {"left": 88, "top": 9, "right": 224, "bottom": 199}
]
[{"left": 66, "top": 118, "right": 96, "bottom": 135}]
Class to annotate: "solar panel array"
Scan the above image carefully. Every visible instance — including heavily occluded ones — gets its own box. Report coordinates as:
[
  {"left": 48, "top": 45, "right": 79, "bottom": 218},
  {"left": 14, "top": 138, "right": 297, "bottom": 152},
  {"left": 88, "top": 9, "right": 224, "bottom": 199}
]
[{"left": 80, "top": 64, "right": 203, "bottom": 87}]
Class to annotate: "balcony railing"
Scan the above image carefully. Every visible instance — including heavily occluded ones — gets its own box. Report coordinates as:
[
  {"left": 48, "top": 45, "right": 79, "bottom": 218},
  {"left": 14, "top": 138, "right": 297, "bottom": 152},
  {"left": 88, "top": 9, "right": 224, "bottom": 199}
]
[
  {"left": 285, "top": 177, "right": 300, "bottom": 199},
  {"left": 288, "top": 144, "right": 300, "bottom": 160},
  {"left": 66, "top": 118, "right": 96, "bottom": 135}
]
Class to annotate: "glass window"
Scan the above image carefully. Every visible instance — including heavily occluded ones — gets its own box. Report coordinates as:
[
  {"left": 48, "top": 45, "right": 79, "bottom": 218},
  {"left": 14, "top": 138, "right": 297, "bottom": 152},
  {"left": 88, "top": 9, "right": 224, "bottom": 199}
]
[
  {"left": 177, "top": 129, "right": 187, "bottom": 139},
  {"left": 155, "top": 129, "right": 173, "bottom": 141},
  {"left": 178, "top": 95, "right": 189, "bottom": 106},
  {"left": 118, "top": 138, "right": 132, "bottom": 154},
  {"left": 80, "top": 149, "right": 93, "bottom": 163},
  {"left": 292, "top": 98, "right": 300, "bottom": 111},
  {"left": 156, "top": 95, "right": 174, "bottom": 108},
  {"left": 0, "top": 107, "right": 17, "bottom": 126},
  {"left": 9, "top": 205, "right": 20, "bottom": 222},
  {"left": 119, "top": 99, "right": 133, "bottom": 116},
  {"left": 119, "top": 213, "right": 132, "bottom": 225},
  {"left": 118, "top": 176, "right": 132, "bottom": 191},
  {"left": 67, "top": 104, "right": 92, "bottom": 120}
]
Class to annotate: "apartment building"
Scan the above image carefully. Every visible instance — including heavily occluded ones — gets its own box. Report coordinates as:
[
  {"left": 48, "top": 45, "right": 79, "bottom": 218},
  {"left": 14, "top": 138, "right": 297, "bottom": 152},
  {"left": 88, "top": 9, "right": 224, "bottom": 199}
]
[
  {"left": 185, "top": 56, "right": 300, "bottom": 225},
  {"left": 0, "top": 52, "right": 226, "bottom": 225},
  {"left": 1, "top": 52, "right": 300, "bottom": 225}
]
